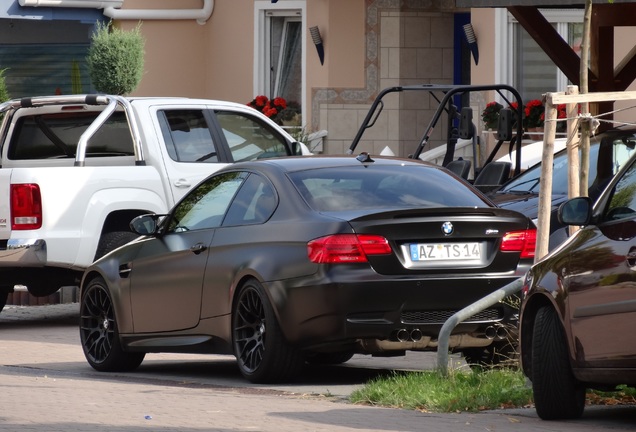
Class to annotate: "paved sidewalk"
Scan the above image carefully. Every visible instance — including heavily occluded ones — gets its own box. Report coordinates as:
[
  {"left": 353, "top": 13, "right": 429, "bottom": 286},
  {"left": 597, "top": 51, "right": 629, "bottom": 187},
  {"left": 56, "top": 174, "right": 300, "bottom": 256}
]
[{"left": 2, "top": 304, "right": 636, "bottom": 432}]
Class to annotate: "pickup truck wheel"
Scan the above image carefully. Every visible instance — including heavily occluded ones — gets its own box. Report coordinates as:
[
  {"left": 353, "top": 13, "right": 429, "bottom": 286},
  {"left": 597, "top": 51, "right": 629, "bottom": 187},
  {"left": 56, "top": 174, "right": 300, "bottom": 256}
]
[
  {"left": 232, "top": 279, "right": 304, "bottom": 383},
  {"left": 531, "top": 305, "right": 585, "bottom": 420},
  {"left": 80, "top": 277, "right": 145, "bottom": 372},
  {"left": 95, "top": 231, "right": 139, "bottom": 260}
]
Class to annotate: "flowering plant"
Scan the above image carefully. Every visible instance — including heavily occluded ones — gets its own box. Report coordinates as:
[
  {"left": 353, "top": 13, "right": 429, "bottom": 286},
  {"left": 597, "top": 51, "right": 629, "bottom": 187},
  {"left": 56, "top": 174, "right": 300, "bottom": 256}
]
[
  {"left": 524, "top": 99, "right": 545, "bottom": 129},
  {"left": 247, "top": 95, "right": 287, "bottom": 123},
  {"left": 481, "top": 101, "right": 503, "bottom": 129}
]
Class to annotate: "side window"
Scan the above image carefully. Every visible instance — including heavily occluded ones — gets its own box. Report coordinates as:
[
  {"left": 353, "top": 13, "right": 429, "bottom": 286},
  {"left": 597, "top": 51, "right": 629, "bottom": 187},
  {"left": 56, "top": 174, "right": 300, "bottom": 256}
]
[
  {"left": 166, "top": 172, "right": 247, "bottom": 233},
  {"left": 604, "top": 162, "right": 636, "bottom": 222},
  {"left": 223, "top": 174, "right": 277, "bottom": 226},
  {"left": 215, "top": 111, "right": 288, "bottom": 162},
  {"left": 159, "top": 110, "right": 218, "bottom": 163}
]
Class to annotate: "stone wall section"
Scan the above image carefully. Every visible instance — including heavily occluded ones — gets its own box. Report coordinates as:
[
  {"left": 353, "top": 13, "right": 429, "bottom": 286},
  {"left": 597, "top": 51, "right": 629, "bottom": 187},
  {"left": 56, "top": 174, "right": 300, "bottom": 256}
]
[{"left": 314, "top": 0, "right": 457, "bottom": 157}]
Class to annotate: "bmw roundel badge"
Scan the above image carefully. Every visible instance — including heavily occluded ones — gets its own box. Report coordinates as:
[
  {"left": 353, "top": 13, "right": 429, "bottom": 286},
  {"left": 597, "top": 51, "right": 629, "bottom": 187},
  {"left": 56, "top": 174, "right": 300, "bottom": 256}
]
[{"left": 441, "top": 221, "right": 454, "bottom": 236}]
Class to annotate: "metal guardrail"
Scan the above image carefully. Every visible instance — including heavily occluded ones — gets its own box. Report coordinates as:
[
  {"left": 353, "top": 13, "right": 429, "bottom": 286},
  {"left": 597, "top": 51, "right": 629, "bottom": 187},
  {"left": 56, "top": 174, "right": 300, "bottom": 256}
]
[{"left": 436, "top": 277, "right": 524, "bottom": 376}]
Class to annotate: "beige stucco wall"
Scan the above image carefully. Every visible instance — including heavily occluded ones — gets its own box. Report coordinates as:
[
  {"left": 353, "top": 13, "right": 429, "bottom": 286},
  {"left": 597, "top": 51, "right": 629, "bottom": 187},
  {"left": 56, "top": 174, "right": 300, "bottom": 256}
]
[
  {"left": 118, "top": 0, "right": 459, "bottom": 157},
  {"left": 122, "top": 0, "right": 254, "bottom": 102}
]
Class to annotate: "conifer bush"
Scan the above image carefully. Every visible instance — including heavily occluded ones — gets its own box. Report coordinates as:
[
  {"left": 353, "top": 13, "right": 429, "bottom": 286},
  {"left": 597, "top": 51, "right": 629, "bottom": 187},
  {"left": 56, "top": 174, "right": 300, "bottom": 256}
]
[{"left": 86, "top": 22, "right": 145, "bottom": 95}]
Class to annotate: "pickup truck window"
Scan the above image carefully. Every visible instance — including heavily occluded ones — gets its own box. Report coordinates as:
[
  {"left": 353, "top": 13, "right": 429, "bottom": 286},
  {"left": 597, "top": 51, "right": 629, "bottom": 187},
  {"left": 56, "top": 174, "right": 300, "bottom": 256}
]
[
  {"left": 8, "top": 111, "right": 134, "bottom": 160},
  {"left": 159, "top": 110, "right": 218, "bottom": 163},
  {"left": 215, "top": 111, "right": 288, "bottom": 162}
]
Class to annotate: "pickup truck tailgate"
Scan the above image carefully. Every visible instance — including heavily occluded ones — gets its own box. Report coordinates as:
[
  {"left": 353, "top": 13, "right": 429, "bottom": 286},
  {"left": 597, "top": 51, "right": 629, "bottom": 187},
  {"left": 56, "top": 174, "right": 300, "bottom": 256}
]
[{"left": 0, "top": 170, "right": 10, "bottom": 240}]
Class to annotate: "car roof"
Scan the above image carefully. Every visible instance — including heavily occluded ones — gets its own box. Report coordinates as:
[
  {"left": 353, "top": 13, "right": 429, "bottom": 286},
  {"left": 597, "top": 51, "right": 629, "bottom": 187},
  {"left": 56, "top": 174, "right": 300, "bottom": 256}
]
[{"left": 227, "top": 154, "right": 435, "bottom": 173}]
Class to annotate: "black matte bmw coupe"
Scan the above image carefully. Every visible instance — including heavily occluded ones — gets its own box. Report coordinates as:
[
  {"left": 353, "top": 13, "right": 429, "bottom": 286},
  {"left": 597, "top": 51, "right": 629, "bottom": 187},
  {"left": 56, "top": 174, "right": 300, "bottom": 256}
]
[{"left": 79, "top": 154, "right": 536, "bottom": 383}]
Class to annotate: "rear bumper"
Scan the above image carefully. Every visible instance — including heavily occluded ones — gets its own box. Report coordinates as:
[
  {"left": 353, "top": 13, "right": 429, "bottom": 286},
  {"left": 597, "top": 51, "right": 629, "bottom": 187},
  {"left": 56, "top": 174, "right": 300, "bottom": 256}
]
[
  {"left": 0, "top": 238, "right": 47, "bottom": 266},
  {"left": 268, "top": 265, "right": 528, "bottom": 352}
]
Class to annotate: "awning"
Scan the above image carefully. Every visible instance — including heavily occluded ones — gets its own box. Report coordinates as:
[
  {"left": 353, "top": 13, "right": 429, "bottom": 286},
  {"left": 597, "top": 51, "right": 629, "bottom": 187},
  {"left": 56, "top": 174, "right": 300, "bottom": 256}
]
[{"left": 0, "top": 0, "right": 104, "bottom": 22}]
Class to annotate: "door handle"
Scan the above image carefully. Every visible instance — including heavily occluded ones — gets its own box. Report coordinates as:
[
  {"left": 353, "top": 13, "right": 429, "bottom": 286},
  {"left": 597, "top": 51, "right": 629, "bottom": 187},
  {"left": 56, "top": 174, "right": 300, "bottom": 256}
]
[
  {"left": 190, "top": 243, "right": 207, "bottom": 255},
  {"left": 174, "top": 178, "right": 191, "bottom": 188}
]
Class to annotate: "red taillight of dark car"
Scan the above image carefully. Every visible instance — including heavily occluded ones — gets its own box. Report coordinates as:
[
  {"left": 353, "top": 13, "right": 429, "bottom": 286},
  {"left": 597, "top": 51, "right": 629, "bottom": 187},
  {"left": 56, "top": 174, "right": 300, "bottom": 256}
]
[
  {"left": 500, "top": 229, "right": 536, "bottom": 259},
  {"left": 11, "top": 183, "right": 42, "bottom": 230},
  {"left": 307, "top": 234, "right": 392, "bottom": 263}
]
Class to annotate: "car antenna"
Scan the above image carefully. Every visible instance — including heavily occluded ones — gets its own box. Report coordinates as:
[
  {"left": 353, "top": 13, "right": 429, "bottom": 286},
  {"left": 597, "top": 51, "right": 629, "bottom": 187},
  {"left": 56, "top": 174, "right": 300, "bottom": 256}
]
[{"left": 356, "top": 152, "right": 375, "bottom": 163}]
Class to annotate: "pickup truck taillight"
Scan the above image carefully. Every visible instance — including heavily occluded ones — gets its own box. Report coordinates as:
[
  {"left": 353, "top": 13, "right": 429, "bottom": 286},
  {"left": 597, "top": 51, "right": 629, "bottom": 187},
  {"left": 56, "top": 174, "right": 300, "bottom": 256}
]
[{"left": 11, "top": 184, "right": 42, "bottom": 230}]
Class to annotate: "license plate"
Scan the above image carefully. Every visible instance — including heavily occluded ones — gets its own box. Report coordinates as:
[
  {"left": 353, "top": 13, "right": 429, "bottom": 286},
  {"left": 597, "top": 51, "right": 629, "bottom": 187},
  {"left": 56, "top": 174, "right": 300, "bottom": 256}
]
[{"left": 409, "top": 242, "right": 480, "bottom": 261}]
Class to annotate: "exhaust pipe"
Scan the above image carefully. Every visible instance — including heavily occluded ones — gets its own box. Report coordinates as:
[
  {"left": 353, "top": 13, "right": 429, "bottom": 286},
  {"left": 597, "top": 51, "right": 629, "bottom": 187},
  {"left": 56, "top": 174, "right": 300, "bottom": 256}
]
[
  {"left": 496, "top": 325, "right": 508, "bottom": 339},
  {"left": 410, "top": 329, "right": 423, "bottom": 342},
  {"left": 396, "top": 329, "right": 410, "bottom": 342},
  {"left": 485, "top": 326, "right": 496, "bottom": 339}
]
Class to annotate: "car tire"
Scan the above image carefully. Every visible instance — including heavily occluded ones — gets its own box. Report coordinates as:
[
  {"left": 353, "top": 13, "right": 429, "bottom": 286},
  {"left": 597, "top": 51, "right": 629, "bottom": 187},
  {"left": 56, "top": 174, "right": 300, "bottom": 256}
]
[
  {"left": 80, "top": 277, "right": 145, "bottom": 372},
  {"left": 232, "top": 279, "right": 304, "bottom": 383},
  {"left": 306, "top": 351, "right": 355, "bottom": 365},
  {"left": 531, "top": 305, "right": 585, "bottom": 420},
  {"left": 95, "top": 231, "right": 139, "bottom": 261}
]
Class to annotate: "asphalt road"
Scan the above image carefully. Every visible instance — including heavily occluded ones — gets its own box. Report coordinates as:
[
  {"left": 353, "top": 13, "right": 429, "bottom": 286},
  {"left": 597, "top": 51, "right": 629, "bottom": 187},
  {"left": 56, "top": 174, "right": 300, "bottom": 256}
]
[{"left": 1, "top": 303, "right": 635, "bottom": 432}]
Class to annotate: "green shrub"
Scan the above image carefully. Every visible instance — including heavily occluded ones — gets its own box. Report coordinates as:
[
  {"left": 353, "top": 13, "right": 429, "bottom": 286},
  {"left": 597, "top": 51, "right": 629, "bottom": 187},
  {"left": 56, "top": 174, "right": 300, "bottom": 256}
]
[
  {"left": 0, "top": 68, "right": 10, "bottom": 102},
  {"left": 86, "top": 22, "right": 145, "bottom": 95}
]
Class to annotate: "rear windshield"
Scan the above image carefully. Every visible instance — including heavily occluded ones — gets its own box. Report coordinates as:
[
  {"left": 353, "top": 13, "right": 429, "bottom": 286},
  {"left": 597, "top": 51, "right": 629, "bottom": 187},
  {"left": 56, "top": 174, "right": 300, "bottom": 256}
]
[
  {"left": 8, "top": 111, "right": 134, "bottom": 160},
  {"left": 288, "top": 164, "right": 489, "bottom": 211}
]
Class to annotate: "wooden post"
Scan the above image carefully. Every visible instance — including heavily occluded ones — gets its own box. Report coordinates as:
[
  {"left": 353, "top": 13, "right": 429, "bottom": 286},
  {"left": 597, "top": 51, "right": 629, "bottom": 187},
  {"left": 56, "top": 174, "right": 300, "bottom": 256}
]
[
  {"left": 566, "top": 86, "right": 581, "bottom": 236},
  {"left": 535, "top": 96, "right": 558, "bottom": 262}
]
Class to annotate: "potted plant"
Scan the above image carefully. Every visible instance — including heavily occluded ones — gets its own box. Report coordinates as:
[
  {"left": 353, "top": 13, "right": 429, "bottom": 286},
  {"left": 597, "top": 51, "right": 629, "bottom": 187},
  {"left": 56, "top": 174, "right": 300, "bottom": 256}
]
[
  {"left": 482, "top": 101, "right": 503, "bottom": 130},
  {"left": 247, "top": 95, "right": 289, "bottom": 125},
  {"left": 524, "top": 99, "right": 545, "bottom": 130}
]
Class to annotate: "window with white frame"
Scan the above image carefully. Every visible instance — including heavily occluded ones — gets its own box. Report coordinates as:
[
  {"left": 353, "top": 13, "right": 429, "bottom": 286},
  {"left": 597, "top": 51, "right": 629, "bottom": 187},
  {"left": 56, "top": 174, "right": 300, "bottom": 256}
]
[
  {"left": 254, "top": 2, "right": 306, "bottom": 122},
  {"left": 498, "top": 9, "right": 583, "bottom": 102}
]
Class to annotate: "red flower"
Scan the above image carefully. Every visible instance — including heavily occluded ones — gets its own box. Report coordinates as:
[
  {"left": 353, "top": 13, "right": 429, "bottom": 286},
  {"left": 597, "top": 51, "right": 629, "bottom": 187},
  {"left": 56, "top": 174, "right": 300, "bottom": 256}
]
[
  {"left": 255, "top": 95, "right": 268, "bottom": 107},
  {"left": 272, "top": 97, "right": 287, "bottom": 109},
  {"left": 557, "top": 104, "right": 567, "bottom": 119},
  {"left": 524, "top": 99, "right": 543, "bottom": 118},
  {"left": 246, "top": 95, "right": 290, "bottom": 124}
]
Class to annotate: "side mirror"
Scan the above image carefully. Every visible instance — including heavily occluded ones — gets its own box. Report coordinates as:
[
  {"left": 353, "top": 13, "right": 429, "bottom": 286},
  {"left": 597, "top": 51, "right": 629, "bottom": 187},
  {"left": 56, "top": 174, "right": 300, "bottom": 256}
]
[
  {"left": 558, "top": 197, "right": 592, "bottom": 226},
  {"left": 130, "top": 214, "right": 160, "bottom": 236},
  {"left": 496, "top": 108, "right": 513, "bottom": 141},
  {"left": 458, "top": 107, "right": 474, "bottom": 139},
  {"left": 290, "top": 141, "right": 300, "bottom": 155}
]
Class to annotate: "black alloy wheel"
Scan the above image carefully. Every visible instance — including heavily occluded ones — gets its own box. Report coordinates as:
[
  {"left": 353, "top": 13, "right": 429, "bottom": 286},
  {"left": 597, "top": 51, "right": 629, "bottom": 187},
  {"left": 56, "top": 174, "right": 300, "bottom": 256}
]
[
  {"left": 232, "top": 279, "right": 303, "bottom": 383},
  {"left": 531, "top": 305, "right": 586, "bottom": 420},
  {"left": 79, "top": 277, "right": 144, "bottom": 372}
]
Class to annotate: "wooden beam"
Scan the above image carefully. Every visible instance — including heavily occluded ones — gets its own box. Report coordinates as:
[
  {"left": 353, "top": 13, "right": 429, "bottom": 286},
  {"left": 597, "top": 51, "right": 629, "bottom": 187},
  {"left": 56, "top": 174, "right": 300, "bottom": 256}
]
[
  {"left": 592, "top": 3, "right": 636, "bottom": 27},
  {"left": 548, "top": 90, "right": 636, "bottom": 105},
  {"left": 508, "top": 6, "right": 596, "bottom": 86},
  {"left": 615, "top": 45, "right": 636, "bottom": 89}
]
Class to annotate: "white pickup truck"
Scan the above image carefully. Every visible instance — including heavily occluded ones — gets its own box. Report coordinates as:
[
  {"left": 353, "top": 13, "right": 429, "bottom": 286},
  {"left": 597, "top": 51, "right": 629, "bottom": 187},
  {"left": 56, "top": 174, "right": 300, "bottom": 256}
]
[{"left": 0, "top": 94, "right": 307, "bottom": 311}]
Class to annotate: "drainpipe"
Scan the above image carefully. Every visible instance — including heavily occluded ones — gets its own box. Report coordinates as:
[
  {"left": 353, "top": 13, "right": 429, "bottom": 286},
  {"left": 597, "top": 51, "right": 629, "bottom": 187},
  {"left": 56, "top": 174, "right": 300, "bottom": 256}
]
[
  {"left": 18, "top": 0, "right": 214, "bottom": 25},
  {"left": 19, "top": 1, "right": 123, "bottom": 8},
  {"left": 104, "top": 0, "right": 214, "bottom": 25}
]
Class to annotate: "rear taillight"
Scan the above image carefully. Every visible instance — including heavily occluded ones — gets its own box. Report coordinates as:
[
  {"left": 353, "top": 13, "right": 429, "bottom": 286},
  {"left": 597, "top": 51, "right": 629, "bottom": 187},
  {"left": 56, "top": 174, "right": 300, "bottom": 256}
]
[
  {"left": 500, "top": 229, "right": 536, "bottom": 259},
  {"left": 307, "top": 234, "right": 392, "bottom": 264},
  {"left": 11, "top": 184, "right": 42, "bottom": 230}
]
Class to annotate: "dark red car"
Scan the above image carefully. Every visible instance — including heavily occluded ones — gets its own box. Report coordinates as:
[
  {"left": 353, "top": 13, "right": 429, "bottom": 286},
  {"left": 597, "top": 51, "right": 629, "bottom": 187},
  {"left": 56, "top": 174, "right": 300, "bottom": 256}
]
[{"left": 519, "top": 151, "right": 636, "bottom": 420}]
